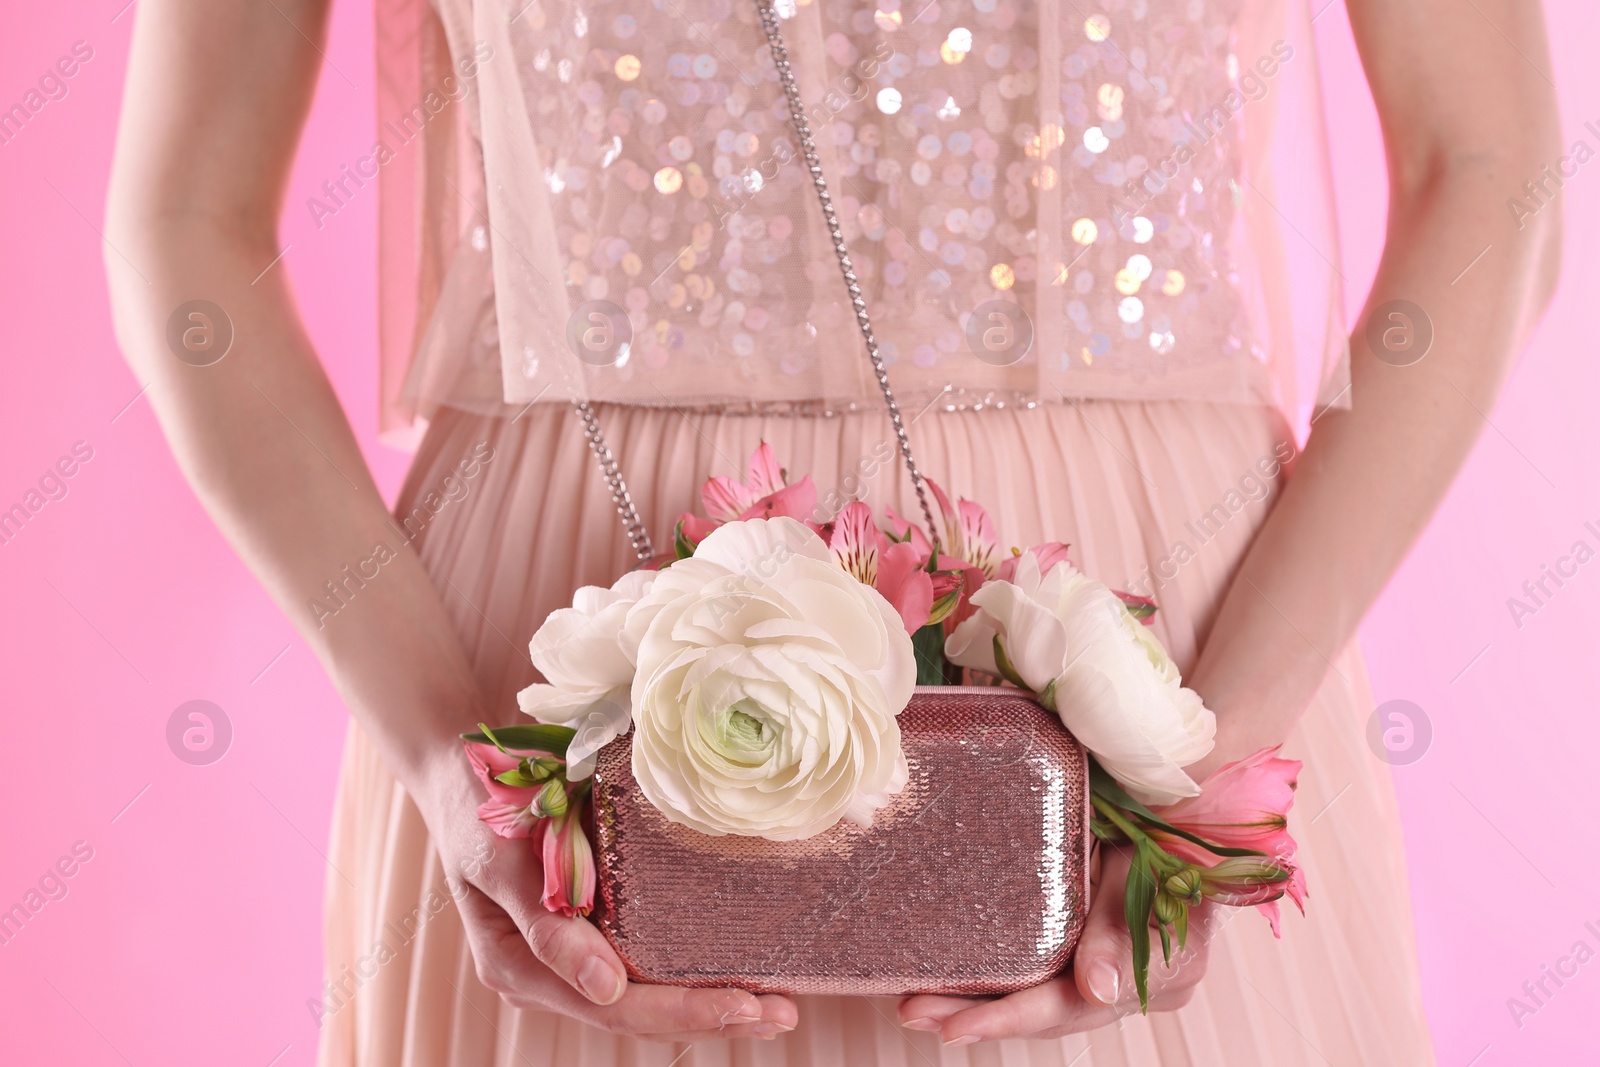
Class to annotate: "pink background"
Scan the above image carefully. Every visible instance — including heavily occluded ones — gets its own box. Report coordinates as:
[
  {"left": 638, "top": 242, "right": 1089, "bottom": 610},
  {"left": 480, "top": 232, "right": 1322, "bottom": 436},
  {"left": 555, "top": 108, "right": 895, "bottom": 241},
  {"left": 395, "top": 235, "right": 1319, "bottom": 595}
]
[{"left": 2, "top": 2, "right": 1597, "bottom": 1063}]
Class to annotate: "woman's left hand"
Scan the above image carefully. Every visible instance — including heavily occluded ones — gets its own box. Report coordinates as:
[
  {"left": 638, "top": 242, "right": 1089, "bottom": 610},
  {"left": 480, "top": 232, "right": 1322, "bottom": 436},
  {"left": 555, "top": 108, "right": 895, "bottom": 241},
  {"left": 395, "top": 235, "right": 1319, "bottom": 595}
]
[{"left": 897, "top": 844, "right": 1213, "bottom": 1044}]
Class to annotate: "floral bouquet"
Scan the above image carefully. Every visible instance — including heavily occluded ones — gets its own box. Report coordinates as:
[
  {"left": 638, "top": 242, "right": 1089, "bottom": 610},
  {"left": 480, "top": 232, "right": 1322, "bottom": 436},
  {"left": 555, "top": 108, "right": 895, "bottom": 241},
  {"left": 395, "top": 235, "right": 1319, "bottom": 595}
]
[{"left": 465, "top": 443, "right": 1304, "bottom": 1009}]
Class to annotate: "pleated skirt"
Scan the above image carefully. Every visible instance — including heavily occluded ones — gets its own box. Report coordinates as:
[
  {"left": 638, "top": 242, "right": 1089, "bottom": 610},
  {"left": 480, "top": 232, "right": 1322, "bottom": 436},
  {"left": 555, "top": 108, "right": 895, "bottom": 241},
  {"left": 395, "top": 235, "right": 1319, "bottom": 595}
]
[{"left": 317, "top": 398, "right": 1435, "bottom": 1067}]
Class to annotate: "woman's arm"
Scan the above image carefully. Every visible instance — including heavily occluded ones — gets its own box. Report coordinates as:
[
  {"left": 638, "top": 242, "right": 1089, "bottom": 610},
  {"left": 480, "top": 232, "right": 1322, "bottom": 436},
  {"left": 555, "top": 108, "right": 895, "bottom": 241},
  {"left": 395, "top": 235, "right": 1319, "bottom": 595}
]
[
  {"left": 901, "top": 0, "right": 1562, "bottom": 1043},
  {"left": 107, "top": 0, "right": 476, "bottom": 841},
  {"left": 105, "top": 0, "right": 793, "bottom": 1037},
  {"left": 1184, "top": 0, "right": 1563, "bottom": 779}
]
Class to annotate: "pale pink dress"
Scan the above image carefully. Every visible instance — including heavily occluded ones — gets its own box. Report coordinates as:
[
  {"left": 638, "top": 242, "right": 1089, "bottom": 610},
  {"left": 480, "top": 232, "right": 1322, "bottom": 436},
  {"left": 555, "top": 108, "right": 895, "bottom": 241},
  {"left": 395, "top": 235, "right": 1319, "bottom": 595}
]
[{"left": 318, "top": 0, "right": 1434, "bottom": 1062}]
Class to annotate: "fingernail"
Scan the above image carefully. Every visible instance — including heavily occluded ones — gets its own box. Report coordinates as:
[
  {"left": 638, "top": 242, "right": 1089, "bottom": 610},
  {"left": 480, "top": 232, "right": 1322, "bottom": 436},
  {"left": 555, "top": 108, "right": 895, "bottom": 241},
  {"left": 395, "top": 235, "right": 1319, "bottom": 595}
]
[
  {"left": 715, "top": 992, "right": 762, "bottom": 1024},
  {"left": 755, "top": 1021, "right": 795, "bottom": 1037},
  {"left": 901, "top": 1017, "right": 942, "bottom": 1032},
  {"left": 943, "top": 1034, "right": 979, "bottom": 1047},
  {"left": 1086, "top": 960, "right": 1120, "bottom": 1006},
  {"left": 576, "top": 956, "right": 623, "bottom": 1005}
]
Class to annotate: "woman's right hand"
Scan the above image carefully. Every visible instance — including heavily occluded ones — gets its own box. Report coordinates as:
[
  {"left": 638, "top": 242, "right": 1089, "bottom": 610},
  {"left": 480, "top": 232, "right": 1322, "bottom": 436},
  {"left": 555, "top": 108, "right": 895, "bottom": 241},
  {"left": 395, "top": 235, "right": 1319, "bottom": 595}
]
[{"left": 422, "top": 756, "right": 799, "bottom": 1041}]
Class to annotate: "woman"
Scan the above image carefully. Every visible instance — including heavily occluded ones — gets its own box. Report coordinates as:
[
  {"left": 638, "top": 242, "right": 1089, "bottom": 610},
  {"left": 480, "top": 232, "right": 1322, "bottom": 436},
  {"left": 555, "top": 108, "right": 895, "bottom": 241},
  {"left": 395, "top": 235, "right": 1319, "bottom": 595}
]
[{"left": 105, "top": 0, "right": 1559, "bottom": 1062}]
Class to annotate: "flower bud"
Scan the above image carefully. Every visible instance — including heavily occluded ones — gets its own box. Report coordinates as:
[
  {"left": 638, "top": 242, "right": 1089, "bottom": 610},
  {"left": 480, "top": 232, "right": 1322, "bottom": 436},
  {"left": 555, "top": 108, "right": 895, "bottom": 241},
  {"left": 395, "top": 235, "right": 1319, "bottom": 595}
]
[
  {"left": 1153, "top": 890, "right": 1186, "bottom": 926},
  {"left": 535, "top": 778, "right": 570, "bottom": 818},
  {"left": 541, "top": 803, "right": 596, "bottom": 917},
  {"left": 1197, "top": 856, "right": 1293, "bottom": 907},
  {"left": 526, "top": 756, "right": 563, "bottom": 783},
  {"left": 1164, "top": 867, "right": 1203, "bottom": 903},
  {"left": 926, "top": 584, "right": 964, "bottom": 627}
]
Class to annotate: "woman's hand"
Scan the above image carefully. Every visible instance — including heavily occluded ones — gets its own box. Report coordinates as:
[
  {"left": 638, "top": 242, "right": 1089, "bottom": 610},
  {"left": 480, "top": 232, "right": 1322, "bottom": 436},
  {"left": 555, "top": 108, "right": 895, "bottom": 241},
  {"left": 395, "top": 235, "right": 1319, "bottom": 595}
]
[
  {"left": 421, "top": 758, "right": 799, "bottom": 1041},
  {"left": 896, "top": 844, "right": 1211, "bottom": 1044}
]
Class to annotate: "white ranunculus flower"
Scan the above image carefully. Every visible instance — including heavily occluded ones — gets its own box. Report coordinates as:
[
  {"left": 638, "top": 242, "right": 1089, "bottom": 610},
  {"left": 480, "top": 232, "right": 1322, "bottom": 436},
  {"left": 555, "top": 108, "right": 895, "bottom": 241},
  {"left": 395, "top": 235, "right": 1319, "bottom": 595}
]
[
  {"left": 517, "top": 569, "right": 657, "bottom": 779},
  {"left": 946, "top": 550, "right": 1215, "bottom": 804},
  {"left": 626, "top": 517, "right": 916, "bottom": 840}
]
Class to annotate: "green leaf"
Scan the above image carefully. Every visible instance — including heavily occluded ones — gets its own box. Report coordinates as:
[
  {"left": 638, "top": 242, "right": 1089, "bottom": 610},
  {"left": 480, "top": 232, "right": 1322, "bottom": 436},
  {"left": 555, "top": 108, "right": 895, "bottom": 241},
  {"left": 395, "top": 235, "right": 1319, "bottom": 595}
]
[
  {"left": 1174, "top": 900, "right": 1189, "bottom": 951},
  {"left": 912, "top": 623, "right": 949, "bottom": 686},
  {"left": 460, "top": 723, "right": 576, "bottom": 757},
  {"left": 1088, "top": 758, "right": 1268, "bottom": 859},
  {"left": 1157, "top": 921, "right": 1172, "bottom": 967},
  {"left": 1124, "top": 841, "right": 1159, "bottom": 1014}
]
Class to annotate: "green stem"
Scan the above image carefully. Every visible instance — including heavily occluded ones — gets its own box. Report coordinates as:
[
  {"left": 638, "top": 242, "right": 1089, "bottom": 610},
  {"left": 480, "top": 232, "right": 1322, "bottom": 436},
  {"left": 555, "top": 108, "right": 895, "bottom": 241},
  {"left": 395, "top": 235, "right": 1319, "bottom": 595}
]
[
  {"left": 1089, "top": 818, "right": 1123, "bottom": 843},
  {"left": 1091, "top": 792, "right": 1155, "bottom": 847}
]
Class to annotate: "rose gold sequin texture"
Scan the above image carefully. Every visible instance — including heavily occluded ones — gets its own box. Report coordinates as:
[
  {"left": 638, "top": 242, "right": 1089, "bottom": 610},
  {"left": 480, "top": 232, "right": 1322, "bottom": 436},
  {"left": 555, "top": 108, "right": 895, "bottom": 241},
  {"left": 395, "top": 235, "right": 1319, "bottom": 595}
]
[
  {"left": 507, "top": 0, "right": 1254, "bottom": 390},
  {"left": 591, "top": 688, "right": 1091, "bottom": 996}
]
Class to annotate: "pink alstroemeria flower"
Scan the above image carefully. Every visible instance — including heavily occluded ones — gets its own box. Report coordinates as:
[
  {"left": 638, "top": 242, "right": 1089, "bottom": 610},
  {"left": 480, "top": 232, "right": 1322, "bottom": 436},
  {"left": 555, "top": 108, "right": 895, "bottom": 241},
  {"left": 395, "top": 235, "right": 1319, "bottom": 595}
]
[
  {"left": 1154, "top": 746, "right": 1307, "bottom": 935},
  {"left": 701, "top": 442, "right": 818, "bottom": 524},
  {"left": 541, "top": 803, "right": 597, "bottom": 918},
  {"left": 884, "top": 505, "right": 934, "bottom": 559},
  {"left": 674, "top": 442, "right": 820, "bottom": 553},
  {"left": 889, "top": 484, "right": 1010, "bottom": 629},
  {"left": 928, "top": 479, "right": 1002, "bottom": 580},
  {"left": 464, "top": 741, "right": 545, "bottom": 839},
  {"left": 828, "top": 502, "right": 934, "bottom": 633}
]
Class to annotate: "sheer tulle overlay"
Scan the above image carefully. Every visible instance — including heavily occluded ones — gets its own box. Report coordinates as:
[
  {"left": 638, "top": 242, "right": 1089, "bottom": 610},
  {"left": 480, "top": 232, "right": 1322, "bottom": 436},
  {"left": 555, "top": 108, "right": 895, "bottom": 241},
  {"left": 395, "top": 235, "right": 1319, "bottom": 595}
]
[{"left": 318, "top": 399, "right": 1434, "bottom": 1066}]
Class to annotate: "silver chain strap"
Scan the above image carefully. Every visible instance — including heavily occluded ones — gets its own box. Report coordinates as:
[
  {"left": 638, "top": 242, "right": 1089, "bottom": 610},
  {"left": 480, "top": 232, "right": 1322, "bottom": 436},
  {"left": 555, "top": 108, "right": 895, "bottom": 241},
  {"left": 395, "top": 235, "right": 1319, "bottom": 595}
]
[
  {"left": 576, "top": 0, "right": 942, "bottom": 559},
  {"left": 574, "top": 400, "right": 655, "bottom": 559},
  {"left": 754, "top": 0, "right": 939, "bottom": 542}
]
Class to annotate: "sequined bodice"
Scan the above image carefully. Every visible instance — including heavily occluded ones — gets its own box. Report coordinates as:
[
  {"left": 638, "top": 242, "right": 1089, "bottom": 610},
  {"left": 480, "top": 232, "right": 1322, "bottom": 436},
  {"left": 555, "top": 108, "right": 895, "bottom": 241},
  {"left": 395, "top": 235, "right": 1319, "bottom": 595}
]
[{"left": 393, "top": 0, "right": 1338, "bottom": 420}]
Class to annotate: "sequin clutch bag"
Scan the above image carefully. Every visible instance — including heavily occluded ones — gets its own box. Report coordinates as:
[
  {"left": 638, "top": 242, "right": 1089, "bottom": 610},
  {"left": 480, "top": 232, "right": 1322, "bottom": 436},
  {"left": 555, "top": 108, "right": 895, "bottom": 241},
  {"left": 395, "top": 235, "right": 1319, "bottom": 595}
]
[{"left": 590, "top": 687, "right": 1091, "bottom": 996}]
